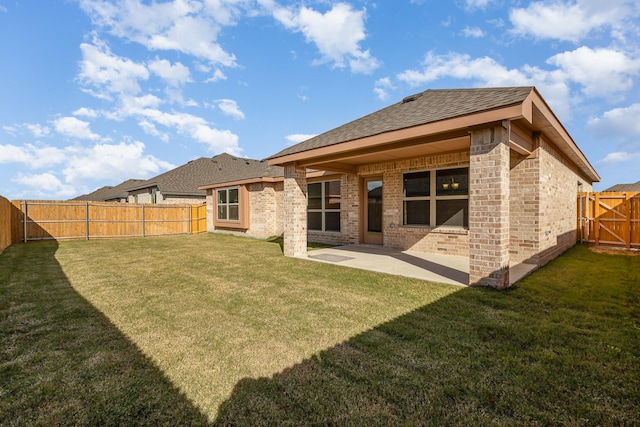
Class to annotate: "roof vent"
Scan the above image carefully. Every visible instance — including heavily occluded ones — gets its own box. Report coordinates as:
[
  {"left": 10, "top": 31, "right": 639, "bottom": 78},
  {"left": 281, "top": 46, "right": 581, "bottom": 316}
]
[{"left": 402, "top": 92, "right": 423, "bottom": 103}]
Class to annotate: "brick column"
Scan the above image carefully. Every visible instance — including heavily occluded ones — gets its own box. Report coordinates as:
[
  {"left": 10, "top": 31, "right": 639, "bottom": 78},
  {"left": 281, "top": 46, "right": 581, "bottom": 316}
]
[
  {"left": 283, "top": 163, "right": 307, "bottom": 257},
  {"left": 469, "top": 122, "right": 510, "bottom": 288}
]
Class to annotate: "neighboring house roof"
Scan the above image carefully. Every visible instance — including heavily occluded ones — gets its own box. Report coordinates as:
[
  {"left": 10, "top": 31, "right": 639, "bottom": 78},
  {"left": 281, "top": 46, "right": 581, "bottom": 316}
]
[
  {"left": 73, "top": 179, "right": 146, "bottom": 201},
  {"left": 199, "top": 153, "right": 285, "bottom": 190},
  {"left": 603, "top": 181, "right": 640, "bottom": 192},
  {"left": 268, "top": 86, "right": 599, "bottom": 183},
  {"left": 130, "top": 153, "right": 284, "bottom": 196}
]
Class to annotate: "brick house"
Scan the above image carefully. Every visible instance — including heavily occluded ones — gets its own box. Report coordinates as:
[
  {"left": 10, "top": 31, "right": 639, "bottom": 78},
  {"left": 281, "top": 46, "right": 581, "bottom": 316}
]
[
  {"left": 263, "top": 87, "right": 600, "bottom": 288},
  {"left": 126, "top": 154, "right": 269, "bottom": 205}
]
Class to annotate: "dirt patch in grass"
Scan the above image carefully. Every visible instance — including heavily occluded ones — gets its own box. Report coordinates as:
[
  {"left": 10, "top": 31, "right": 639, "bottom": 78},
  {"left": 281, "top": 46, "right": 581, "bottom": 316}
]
[{"left": 589, "top": 245, "right": 640, "bottom": 256}]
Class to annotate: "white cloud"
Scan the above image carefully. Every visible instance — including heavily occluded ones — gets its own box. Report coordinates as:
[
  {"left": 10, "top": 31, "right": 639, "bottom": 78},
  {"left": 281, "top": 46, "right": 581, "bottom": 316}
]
[
  {"left": 216, "top": 99, "right": 245, "bottom": 120},
  {"left": 597, "top": 151, "right": 640, "bottom": 166},
  {"left": 62, "top": 141, "right": 174, "bottom": 185},
  {"left": 138, "top": 120, "right": 170, "bottom": 142},
  {"left": 73, "top": 107, "right": 100, "bottom": 118},
  {"left": 547, "top": 46, "right": 640, "bottom": 98},
  {"left": 509, "top": 0, "right": 638, "bottom": 42},
  {"left": 461, "top": 26, "right": 485, "bottom": 38},
  {"left": 398, "top": 51, "right": 532, "bottom": 87},
  {"left": 78, "top": 0, "right": 239, "bottom": 66},
  {"left": 148, "top": 58, "right": 192, "bottom": 86},
  {"left": 286, "top": 133, "right": 317, "bottom": 146},
  {"left": 12, "top": 172, "right": 76, "bottom": 197},
  {"left": 588, "top": 103, "right": 640, "bottom": 140},
  {"left": 78, "top": 39, "right": 149, "bottom": 98},
  {"left": 25, "top": 123, "right": 51, "bottom": 138},
  {"left": 2, "top": 139, "right": 174, "bottom": 197},
  {"left": 0, "top": 144, "right": 69, "bottom": 167},
  {"left": 374, "top": 77, "right": 394, "bottom": 101},
  {"left": 465, "top": 0, "right": 493, "bottom": 9},
  {"left": 273, "top": 2, "right": 380, "bottom": 74},
  {"left": 131, "top": 107, "right": 241, "bottom": 154},
  {"left": 204, "top": 68, "right": 227, "bottom": 83},
  {"left": 53, "top": 116, "right": 101, "bottom": 140}
]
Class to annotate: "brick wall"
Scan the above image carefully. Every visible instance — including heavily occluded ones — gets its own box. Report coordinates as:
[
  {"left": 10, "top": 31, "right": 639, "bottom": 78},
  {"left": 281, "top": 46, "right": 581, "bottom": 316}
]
[
  {"left": 356, "top": 151, "right": 470, "bottom": 255},
  {"left": 469, "top": 124, "right": 511, "bottom": 288},
  {"left": 283, "top": 164, "right": 307, "bottom": 256},
  {"left": 510, "top": 150, "right": 541, "bottom": 264},
  {"left": 206, "top": 182, "right": 284, "bottom": 239},
  {"left": 536, "top": 137, "right": 592, "bottom": 265}
]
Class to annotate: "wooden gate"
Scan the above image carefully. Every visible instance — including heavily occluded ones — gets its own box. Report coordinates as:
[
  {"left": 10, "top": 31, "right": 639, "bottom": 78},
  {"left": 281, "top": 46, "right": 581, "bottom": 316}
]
[{"left": 578, "top": 192, "right": 640, "bottom": 249}]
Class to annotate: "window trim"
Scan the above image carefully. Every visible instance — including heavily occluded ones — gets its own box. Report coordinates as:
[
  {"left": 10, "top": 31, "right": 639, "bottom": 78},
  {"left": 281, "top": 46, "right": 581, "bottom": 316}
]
[
  {"left": 214, "top": 185, "right": 249, "bottom": 229},
  {"left": 402, "top": 166, "right": 469, "bottom": 229},
  {"left": 307, "top": 179, "right": 341, "bottom": 233}
]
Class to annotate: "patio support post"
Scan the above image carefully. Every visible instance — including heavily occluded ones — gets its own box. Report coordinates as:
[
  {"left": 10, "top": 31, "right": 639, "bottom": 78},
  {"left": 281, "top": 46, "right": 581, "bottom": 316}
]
[
  {"left": 469, "top": 121, "right": 511, "bottom": 288},
  {"left": 283, "top": 162, "right": 307, "bottom": 257}
]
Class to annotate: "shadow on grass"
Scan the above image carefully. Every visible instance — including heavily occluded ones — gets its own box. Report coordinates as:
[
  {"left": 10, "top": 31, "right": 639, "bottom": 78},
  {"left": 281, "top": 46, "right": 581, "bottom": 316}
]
[
  {"left": 214, "top": 245, "right": 639, "bottom": 426},
  {"left": 0, "top": 241, "right": 209, "bottom": 426}
]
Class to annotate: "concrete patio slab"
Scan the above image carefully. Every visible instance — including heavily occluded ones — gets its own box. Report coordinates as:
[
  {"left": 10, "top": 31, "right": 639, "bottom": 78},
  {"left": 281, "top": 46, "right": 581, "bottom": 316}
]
[{"left": 303, "top": 245, "right": 537, "bottom": 287}]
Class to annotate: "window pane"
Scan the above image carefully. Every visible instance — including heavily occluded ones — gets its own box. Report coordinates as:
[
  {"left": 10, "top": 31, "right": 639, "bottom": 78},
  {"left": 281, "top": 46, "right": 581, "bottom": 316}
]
[
  {"left": 307, "top": 183, "right": 322, "bottom": 209},
  {"left": 229, "top": 205, "right": 239, "bottom": 221},
  {"left": 325, "top": 212, "right": 340, "bottom": 232},
  {"left": 217, "top": 205, "right": 227, "bottom": 220},
  {"left": 404, "top": 200, "right": 430, "bottom": 226},
  {"left": 436, "top": 199, "right": 468, "bottom": 227},
  {"left": 308, "top": 212, "right": 322, "bottom": 231},
  {"left": 217, "top": 189, "right": 227, "bottom": 204},
  {"left": 404, "top": 171, "right": 430, "bottom": 197},
  {"left": 436, "top": 168, "right": 469, "bottom": 196},
  {"left": 229, "top": 188, "right": 239, "bottom": 203},
  {"left": 325, "top": 181, "right": 341, "bottom": 209},
  {"left": 367, "top": 181, "right": 383, "bottom": 233}
]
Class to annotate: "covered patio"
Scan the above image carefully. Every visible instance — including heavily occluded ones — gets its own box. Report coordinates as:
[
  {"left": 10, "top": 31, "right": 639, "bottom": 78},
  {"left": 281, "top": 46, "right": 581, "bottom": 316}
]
[
  {"left": 268, "top": 87, "right": 599, "bottom": 289},
  {"left": 304, "top": 245, "right": 537, "bottom": 287}
]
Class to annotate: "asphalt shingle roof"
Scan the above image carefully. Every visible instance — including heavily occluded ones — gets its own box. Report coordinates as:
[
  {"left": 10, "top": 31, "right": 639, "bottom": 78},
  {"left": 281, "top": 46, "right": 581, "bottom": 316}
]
[
  {"left": 270, "top": 86, "right": 535, "bottom": 159},
  {"left": 603, "top": 181, "right": 640, "bottom": 192},
  {"left": 129, "top": 153, "right": 284, "bottom": 195},
  {"left": 73, "top": 179, "right": 145, "bottom": 201}
]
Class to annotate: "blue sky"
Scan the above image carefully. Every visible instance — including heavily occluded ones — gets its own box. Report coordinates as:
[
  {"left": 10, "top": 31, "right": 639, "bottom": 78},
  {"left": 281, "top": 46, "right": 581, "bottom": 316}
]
[{"left": 1, "top": 0, "right": 639, "bottom": 199}]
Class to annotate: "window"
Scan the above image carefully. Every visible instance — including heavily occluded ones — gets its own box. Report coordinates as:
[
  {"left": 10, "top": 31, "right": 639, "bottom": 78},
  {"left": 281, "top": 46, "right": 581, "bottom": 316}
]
[
  {"left": 217, "top": 187, "right": 239, "bottom": 221},
  {"left": 403, "top": 167, "right": 468, "bottom": 228},
  {"left": 307, "top": 180, "right": 341, "bottom": 232},
  {"left": 151, "top": 188, "right": 157, "bottom": 204}
]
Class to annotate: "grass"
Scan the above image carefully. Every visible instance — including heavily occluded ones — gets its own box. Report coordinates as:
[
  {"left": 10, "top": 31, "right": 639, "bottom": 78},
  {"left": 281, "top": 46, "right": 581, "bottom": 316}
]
[{"left": 1, "top": 234, "right": 638, "bottom": 426}]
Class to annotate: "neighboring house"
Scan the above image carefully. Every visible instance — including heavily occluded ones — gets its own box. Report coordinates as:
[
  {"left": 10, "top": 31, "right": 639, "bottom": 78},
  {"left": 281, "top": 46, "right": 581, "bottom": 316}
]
[
  {"left": 258, "top": 86, "right": 600, "bottom": 289},
  {"left": 73, "top": 179, "right": 146, "bottom": 202},
  {"left": 603, "top": 181, "right": 640, "bottom": 192},
  {"left": 126, "top": 154, "right": 262, "bottom": 204},
  {"left": 199, "top": 161, "right": 337, "bottom": 239}
]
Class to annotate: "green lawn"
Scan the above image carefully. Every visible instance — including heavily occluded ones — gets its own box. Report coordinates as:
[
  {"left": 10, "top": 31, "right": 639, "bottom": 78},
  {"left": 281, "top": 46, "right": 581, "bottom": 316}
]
[{"left": 0, "top": 234, "right": 638, "bottom": 426}]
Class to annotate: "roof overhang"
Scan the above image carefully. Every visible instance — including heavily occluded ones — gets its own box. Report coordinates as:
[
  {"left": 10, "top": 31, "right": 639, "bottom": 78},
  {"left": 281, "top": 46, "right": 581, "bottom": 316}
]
[
  {"left": 268, "top": 89, "right": 600, "bottom": 182},
  {"left": 198, "top": 171, "right": 337, "bottom": 190}
]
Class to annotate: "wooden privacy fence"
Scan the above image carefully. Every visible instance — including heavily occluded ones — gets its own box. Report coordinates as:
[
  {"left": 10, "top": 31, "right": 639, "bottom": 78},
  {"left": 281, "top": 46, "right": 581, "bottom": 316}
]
[
  {"left": 12, "top": 200, "right": 207, "bottom": 243},
  {"left": 578, "top": 192, "right": 640, "bottom": 249}
]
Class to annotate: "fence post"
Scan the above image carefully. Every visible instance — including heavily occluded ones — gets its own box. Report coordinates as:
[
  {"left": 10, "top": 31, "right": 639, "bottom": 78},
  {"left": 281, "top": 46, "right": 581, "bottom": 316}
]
[
  {"left": 189, "top": 205, "right": 192, "bottom": 235},
  {"left": 141, "top": 204, "right": 145, "bottom": 238},
  {"left": 625, "top": 193, "right": 632, "bottom": 249},
  {"left": 86, "top": 201, "right": 90, "bottom": 240},
  {"left": 21, "top": 200, "right": 27, "bottom": 243}
]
